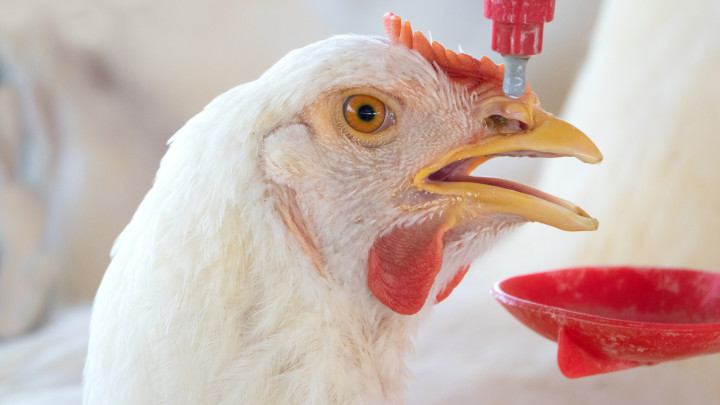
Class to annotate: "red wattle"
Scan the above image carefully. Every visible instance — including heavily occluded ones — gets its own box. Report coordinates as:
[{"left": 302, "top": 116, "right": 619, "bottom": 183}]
[
  {"left": 368, "top": 220, "right": 448, "bottom": 315},
  {"left": 435, "top": 264, "right": 471, "bottom": 303}
]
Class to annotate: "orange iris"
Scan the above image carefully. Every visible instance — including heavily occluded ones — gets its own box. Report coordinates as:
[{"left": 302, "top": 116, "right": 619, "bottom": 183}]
[{"left": 343, "top": 95, "right": 386, "bottom": 133}]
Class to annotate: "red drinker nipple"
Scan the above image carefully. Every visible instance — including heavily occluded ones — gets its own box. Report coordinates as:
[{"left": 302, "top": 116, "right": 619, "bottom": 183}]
[{"left": 484, "top": 0, "right": 555, "bottom": 98}]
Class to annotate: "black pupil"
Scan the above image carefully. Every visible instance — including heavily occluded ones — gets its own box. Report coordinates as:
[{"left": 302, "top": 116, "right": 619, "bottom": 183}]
[{"left": 357, "top": 104, "right": 377, "bottom": 122}]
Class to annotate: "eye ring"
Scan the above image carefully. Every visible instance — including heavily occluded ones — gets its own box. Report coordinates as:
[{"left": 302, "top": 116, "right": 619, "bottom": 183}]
[{"left": 343, "top": 95, "right": 396, "bottom": 134}]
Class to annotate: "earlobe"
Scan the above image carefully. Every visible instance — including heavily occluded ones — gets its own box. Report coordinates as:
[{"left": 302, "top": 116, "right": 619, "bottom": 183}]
[{"left": 262, "top": 124, "right": 317, "bottom": 183}]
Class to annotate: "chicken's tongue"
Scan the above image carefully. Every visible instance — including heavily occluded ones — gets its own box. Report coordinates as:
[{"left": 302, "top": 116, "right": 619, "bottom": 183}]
[{"left": 368, "top": 217, "right": 454, "bottom": 315}]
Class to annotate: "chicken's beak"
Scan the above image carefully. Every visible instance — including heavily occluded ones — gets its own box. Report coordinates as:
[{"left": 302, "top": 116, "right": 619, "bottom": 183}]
[{"left": 414, "top": 111, "right": 603, "bottom": 231}]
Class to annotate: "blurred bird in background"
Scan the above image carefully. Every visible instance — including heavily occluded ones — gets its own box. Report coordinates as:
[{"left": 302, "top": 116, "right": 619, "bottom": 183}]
[{"left": 1, "top": 0, "right": 719, "bottom": 404}]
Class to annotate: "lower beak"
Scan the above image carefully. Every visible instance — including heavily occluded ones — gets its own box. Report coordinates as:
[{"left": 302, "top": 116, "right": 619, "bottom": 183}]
[{"left": 414, "top": 111, "right": 603, "bottom": 232}]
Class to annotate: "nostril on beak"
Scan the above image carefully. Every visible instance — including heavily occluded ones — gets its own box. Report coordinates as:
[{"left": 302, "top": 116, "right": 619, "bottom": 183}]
[{"left": 485, "top": 114, "right": 529, "bottom": 133}]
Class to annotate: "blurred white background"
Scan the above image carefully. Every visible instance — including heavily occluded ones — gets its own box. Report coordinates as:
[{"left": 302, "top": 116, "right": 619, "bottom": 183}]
[{"left": 2, "top": 0, "right": 720, "bottom": 404}]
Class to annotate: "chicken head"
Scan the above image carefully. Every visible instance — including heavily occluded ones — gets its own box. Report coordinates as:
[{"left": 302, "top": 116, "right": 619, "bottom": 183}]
[{"left": 262, "top": 13, "right": 602, "bottom": 316}]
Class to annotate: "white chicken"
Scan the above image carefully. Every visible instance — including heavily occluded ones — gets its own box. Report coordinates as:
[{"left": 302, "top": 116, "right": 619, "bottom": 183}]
[{"left": 82, "top": 13, "right": 601, "bottom": 404}]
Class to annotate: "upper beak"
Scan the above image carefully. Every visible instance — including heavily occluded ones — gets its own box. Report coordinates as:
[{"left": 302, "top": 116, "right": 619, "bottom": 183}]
[{"left": 413, "top": 110, "right": 603, "bottom": 232}]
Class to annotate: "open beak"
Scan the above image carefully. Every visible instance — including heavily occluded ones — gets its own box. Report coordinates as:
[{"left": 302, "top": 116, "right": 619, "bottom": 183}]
[{"left": 414, "top": 110, "right": 603, "bottom": 232}]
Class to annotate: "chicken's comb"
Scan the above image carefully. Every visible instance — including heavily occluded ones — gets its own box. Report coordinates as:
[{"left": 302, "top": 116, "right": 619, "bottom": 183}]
[{"left": 383, "top": 12, "right": 504, "bottom": 87}]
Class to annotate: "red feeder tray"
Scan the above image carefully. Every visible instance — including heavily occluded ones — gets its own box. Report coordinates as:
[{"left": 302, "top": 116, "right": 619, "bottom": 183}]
[{"left": 491, "top": 266, "right": 720, "bottom": 378}]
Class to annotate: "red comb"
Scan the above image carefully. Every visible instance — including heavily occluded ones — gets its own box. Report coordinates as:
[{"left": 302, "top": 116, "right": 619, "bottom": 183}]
[{"left": 383, "top": 12, "right": 504, "bottom": 88}]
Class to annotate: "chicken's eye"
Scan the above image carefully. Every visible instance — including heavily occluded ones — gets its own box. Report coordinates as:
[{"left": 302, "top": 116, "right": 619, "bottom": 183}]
[{"left": 343, "top": 95, "right": 395, "bottom": 134}]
